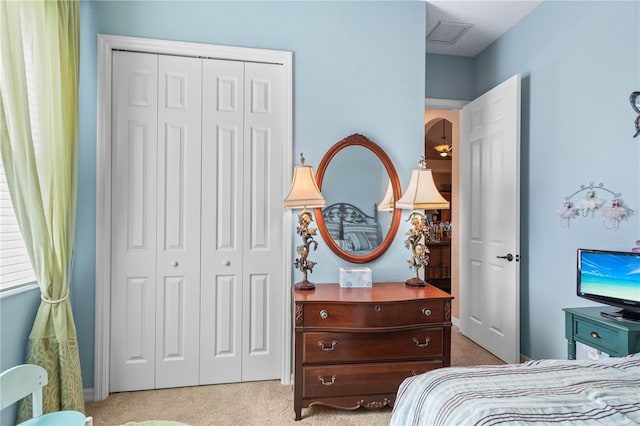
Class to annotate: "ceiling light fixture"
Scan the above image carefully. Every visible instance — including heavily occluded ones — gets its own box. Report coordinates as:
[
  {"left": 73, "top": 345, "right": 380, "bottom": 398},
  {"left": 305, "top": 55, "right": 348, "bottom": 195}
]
[{"left": 433, "top": 119, "right": 452, "bottom": 157}]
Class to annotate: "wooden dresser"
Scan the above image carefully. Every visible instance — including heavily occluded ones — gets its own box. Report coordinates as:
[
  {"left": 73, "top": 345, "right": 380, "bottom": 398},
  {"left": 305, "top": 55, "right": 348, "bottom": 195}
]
[{"left": 293, "top": 282, "right": 453, "bottom": 420}]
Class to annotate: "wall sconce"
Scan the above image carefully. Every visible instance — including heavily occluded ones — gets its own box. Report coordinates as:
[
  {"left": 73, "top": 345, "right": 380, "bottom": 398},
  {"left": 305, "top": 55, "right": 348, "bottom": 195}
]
[
  {"left": 284, "top": 154, "right": 326, "bottom": 291},
  {"left": 396, "top": 157, "right": 450, "bottom": 287}
]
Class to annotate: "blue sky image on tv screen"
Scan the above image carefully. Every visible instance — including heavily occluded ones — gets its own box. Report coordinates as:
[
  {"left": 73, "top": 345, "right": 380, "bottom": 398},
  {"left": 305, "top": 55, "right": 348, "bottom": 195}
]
[{"left": 581, "top": 252, "right": 640, "bottom": 303}]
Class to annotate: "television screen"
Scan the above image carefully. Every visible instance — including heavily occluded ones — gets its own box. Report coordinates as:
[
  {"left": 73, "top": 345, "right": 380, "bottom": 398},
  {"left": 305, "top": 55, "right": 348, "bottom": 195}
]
[{"left": 577, "top": 249, "right": 640, "bottom": 320}]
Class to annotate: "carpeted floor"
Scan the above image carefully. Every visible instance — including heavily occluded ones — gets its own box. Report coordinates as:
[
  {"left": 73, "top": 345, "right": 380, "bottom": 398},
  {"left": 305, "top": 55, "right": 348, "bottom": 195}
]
[{"left": 86, "top": 326, "right": 504, "bottom": 426}]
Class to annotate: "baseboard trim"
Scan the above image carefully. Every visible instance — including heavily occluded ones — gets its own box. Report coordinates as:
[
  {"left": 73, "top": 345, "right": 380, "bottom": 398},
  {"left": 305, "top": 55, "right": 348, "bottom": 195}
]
[
  {"left": 451, "top": 316, "right": 460, "bottom": 328},
  {"left": 84, "top": 387, "right": 94, "bottom": 402}
]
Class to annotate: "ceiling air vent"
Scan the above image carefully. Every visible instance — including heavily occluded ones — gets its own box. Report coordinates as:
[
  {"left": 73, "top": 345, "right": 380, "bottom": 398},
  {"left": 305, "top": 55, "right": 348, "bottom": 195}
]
[{"left": 426, "top": 20, "right": 473, "bottom": 45}]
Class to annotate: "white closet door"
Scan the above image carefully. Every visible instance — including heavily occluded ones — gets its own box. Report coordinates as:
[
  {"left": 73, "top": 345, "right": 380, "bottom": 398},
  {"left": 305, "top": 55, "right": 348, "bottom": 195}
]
[
  {"left": 200, "top": 59, "right": 245, "bottom": 384},
  {"left": 241, "top": 62, "right": 284, "bottom": 381},
  {"left": 110, "top": 51, "right": 159, "bottom": 392},
  {"left": 111, "top": 51, "right": 285, "bottom": 390},
  {"left": 155, "top": 55, "right": 203, "bottom": 388}
]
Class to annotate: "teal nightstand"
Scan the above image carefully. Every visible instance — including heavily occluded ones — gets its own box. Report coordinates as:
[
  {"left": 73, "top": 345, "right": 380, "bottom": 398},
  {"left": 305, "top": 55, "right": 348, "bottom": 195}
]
[{"left": 564, "top": 307, "right": 640, "bottom": 359}]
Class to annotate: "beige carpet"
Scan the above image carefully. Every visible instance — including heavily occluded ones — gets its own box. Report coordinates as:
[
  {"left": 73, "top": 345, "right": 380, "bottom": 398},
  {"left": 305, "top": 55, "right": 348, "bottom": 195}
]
[{"left": 87, "top": 327, "right": 504, "bottom": 426}]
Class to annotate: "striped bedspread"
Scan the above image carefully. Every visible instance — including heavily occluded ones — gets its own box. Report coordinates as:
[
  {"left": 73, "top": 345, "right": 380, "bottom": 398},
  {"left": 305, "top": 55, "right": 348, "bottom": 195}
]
[{"left": 391, "top": 353, "right": 640, "bottom": 426}]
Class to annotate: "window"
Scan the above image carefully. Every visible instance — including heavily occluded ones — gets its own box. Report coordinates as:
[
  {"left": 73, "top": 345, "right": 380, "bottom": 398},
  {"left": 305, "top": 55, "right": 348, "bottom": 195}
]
[{"left": 0, "top": 160, "right": 37, "bottom": 290}]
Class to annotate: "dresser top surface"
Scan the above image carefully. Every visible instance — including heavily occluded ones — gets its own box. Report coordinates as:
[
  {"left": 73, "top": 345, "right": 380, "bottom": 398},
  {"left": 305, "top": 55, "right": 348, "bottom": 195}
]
[{"left": 293, "top": 282, "right": 453, "bottom": 303}]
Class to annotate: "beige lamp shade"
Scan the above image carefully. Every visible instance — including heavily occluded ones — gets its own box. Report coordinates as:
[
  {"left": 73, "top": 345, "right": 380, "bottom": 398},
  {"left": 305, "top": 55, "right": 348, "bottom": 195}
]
[
  {"left": 377, "top": 180, "right": 395, "bottom": 212},
  {"left": 396, "top": 168, "right": 450, "bottom": 210},
  {"left": 284, "top": 165, "right": 326, "bottom": 209}
]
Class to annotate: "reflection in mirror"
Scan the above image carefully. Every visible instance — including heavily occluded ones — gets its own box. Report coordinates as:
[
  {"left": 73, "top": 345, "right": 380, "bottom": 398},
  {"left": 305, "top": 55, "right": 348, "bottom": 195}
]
[{"left": 315, "top": 134, "right": 402, "bottom": 264}]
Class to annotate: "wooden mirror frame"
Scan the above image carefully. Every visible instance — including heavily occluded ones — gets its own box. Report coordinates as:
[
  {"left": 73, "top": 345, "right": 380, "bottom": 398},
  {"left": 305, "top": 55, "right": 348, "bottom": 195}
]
[{"left": 315, "top": 134, "right": 402, "bottom": 263}]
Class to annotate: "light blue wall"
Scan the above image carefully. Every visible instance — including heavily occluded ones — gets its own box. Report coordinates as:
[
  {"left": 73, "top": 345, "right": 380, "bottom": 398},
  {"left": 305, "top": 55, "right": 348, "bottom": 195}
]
[
  {"left": 5, "top": 0, "right": 636, "bottom": 397},
  {"left": 425, "top": 53, "right": 475, "bottom": 100},
  {"left": 67, "top": 1, "right": 425, "bottom": 389},
  {"left": 473, "top": 1, "right": 640, "bottom": 359}
]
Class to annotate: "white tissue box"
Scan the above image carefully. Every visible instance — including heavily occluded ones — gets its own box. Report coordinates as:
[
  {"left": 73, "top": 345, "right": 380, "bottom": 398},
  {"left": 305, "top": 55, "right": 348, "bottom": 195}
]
[{"left": 339, "top": 267, "right": 372, "bottom": 288}]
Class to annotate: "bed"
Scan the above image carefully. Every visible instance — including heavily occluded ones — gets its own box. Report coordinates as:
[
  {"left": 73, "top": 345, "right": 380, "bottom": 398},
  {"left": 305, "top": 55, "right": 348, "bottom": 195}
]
[
  {"left": 321, "top": 202, "right": 381, "bottom": 254},
  {"left": 391, "top": 353, "right": 640, "bottom": 426}
]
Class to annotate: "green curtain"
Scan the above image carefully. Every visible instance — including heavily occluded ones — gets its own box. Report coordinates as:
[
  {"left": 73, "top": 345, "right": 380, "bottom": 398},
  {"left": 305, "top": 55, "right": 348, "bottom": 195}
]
[{"left": 0, "top": 0, "right": 84, "bottom": 420}]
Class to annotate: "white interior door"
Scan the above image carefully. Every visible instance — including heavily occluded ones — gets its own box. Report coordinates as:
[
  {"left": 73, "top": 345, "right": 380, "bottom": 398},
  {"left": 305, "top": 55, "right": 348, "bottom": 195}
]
[
  {"left": 240, "top": 62, "right": 284, "bottom": 381},
  {"left": 200, "top": 60, "right": 284, "bottom": 383},
  {"left": 110, "top": 51, "right": 158, "bottom": 392},
  {"left": 200, "top": 59, "right": 245, "bottom": 384},
  {"left": 110, "top": 50, "right": 285, "bottom": 392},
  {"left": 111, "top": 51, "right": 204, "bottom": 391},
  {"left": 97, "top": 35, "right": 293, "bottom": 399},
  {"left": 154, "top": 54, "right": 203, "bottom": 388},
  {"left": 459, "top": 74, "right": 521, "bottom": 364}
]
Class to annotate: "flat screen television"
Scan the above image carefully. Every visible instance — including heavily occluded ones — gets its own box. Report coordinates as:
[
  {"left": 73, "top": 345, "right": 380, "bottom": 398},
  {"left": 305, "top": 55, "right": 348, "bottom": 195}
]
[{"left": 577, "top": 248, "right": 640, "bottom": 321}]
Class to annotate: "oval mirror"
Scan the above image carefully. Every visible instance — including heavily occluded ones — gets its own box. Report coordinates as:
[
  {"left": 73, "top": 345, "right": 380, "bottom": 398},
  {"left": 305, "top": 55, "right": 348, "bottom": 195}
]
[{"left": 315, "top": 134, "right": 402, "bottom": 263}]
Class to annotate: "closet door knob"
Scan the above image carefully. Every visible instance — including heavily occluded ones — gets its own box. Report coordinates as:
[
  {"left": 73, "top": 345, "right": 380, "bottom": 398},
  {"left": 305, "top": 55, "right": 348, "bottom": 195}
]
[
  {"left": 223, "top": 260, "right": 231, "bottom": 266},
  {"left": 171, "top": 261, "right": 179, "bottom": 267}
]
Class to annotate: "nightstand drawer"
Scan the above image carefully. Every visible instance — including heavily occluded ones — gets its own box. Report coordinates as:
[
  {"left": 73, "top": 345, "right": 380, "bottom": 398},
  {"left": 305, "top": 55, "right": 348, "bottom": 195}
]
[
  {"left": 302, "top": 360, "right": 442, "bottom": 398},
  {"left": 573, "top": 318, "right": 619, "bottom": 353},
  {"left": 302, "top": 300, "right": 445, "bottom": 328},
  {"left": 303, "top": 328, "right": 443, "bottom": 363}
]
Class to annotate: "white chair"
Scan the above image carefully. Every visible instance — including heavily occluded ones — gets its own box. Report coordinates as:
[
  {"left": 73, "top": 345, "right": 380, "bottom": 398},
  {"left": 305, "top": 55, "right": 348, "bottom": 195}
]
[{"left": 0, "top": 364, "right": 92, "bottom": 426}]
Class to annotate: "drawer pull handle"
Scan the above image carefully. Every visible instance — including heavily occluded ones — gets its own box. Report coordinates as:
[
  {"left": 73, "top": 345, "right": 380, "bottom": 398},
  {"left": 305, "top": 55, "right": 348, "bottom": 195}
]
[
  {"left": 422, "top": 308, "right": 432, "bottom": 317},
  {"left": 375, "top": 304, "right": 382, "bottom": 312},
  {"left": 318, "top": 340, "right": 337, "bottom": 351},
  {"left": 591, "top": 331, "right": 601, "bottom": 339},
  {"left": 411, "top": 370, "right": 419, "bottom": 376},
  {"left": 318, "top": 375, "right": 336, "bottom": 386},
  {"left": 412, "top": 337, "right": 431, "bottom": 348},
  {"left": 320, "top": 310, "right": 328, "bottom": 319}
]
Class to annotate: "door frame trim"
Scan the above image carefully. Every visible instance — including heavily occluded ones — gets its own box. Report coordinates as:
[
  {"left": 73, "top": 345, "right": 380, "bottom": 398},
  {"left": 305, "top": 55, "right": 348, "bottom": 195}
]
[{"left": 95, "top": 34, "right": 293, "bottom": 400}]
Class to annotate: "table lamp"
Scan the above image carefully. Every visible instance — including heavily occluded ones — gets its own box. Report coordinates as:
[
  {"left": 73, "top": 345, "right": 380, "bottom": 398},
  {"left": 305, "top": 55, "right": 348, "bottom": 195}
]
[
  {"left": 396, "top": 156, "right": 450, "bottom": 287},
  {"left": 284, "top": 154, "right": 326, "bottom": 290}
]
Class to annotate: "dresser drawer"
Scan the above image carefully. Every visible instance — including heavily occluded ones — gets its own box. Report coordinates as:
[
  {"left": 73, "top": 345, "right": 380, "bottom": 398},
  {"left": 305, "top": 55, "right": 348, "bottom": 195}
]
[
  {"left": 302, "top": 360, "right": 442, "bottom": 398},
  {"left": 301, "top": 300, "right": 445, "bottom": 328},
  {"left": 573, "top": 318, "right": 620, "bottom": 353},
  {"left": 303, "top": 328, "right": 443, "bottom": 363}
]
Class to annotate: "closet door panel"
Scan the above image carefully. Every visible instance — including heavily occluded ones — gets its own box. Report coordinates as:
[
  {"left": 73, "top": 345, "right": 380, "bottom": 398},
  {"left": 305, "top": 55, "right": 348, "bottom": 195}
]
[
  {"left": 241, "top": 62, "right": 285, "bottom": 381},
  {"left": 200, "top": 59, "right": 245, "bottom": 384},
  {"left": 110, "top": 51, "right": 158, "bottom": 392},
  {"left": 155, "top": 55, "right": 202, "bottom": 389}
]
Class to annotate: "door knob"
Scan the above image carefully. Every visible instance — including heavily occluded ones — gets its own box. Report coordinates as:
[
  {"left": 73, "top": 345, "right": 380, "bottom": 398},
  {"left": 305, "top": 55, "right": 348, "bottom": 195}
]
[
  {"left": 223, "top": 260, "right": 231, "bottom": 266},
  {"left": 497, "top": 254, "right": 514, "bottom": 262},
  {"left": 171, "top": 261, "right": 179, "bottom": 267}
]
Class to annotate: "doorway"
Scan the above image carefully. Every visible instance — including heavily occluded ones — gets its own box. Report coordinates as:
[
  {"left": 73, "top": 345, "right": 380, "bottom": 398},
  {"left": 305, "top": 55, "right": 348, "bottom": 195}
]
[
  {"left": 425, "top": 74, "right": 521, "bottom": 364},
  {"left": 424, "top": 107, "right": 461, "bottom": 321}
]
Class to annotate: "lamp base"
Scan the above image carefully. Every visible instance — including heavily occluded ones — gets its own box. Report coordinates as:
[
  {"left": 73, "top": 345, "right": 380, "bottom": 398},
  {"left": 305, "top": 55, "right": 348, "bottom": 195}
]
[
  {"left": 405, "top": 277, "right": 427, "bottom": 287},
  {"left": 294, "top": 280, "right": 316, "bottom": 291}
]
